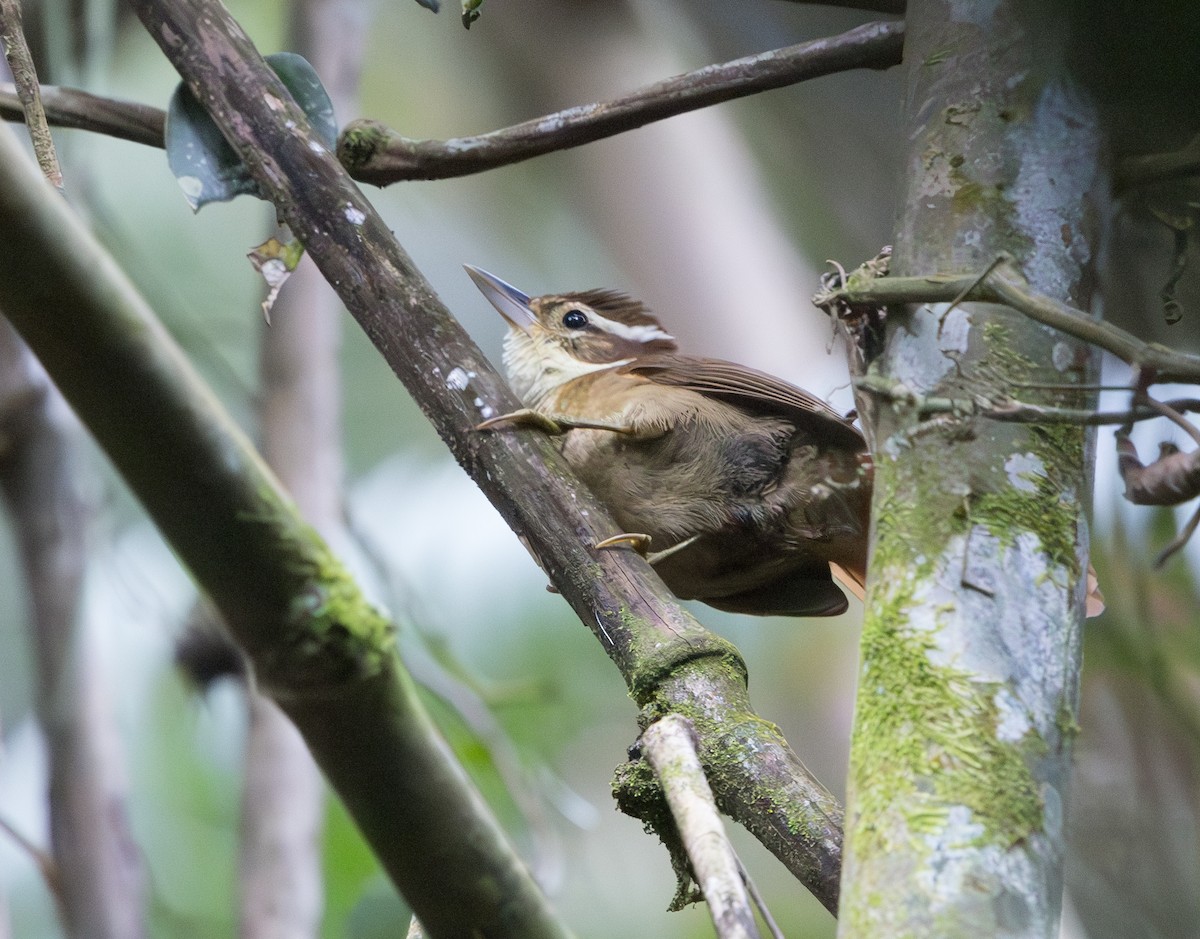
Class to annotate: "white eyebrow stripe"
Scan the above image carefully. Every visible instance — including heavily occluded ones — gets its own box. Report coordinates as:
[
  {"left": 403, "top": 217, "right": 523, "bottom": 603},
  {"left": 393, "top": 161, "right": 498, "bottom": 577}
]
[{"left": 588, "top": 311, "right": 674, "bottom": 344}]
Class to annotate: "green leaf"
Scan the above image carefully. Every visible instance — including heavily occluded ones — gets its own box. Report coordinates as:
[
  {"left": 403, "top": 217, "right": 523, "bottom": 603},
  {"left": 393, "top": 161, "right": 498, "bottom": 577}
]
[{"left": 165, "top": 53, "right": 336, "bottom": 211}]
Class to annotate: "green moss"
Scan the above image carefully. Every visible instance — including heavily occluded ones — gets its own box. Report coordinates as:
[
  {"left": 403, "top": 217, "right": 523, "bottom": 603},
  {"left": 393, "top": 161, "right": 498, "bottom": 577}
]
[
  {"left": 849, "top": 605, "right": 1044, "bottom": 860},
  {"left": 258, "top": 533, "right": 397, "bottom": 689},
  {"left": 611, "top": 758, "right": 699, "bottom": 910},
  {"left": 335, "top": 121, "right": 388, "bottom": 170}
]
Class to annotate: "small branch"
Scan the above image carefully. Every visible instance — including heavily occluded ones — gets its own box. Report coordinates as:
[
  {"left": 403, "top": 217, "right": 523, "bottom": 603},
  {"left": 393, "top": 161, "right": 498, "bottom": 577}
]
[
  {"left": 1, "top": 22, "right": 904, "bottom": 190},
  {"left": 337, "top": 21, "right": 904, "bottom": 185},
  {"left": 641, "top": 716, "right": 761, "bottom": 939},
  {"left": 0, "top": 82, "right": 164, "bottom": 147},
  {"left": 856, "top": 373, "right": 1200, "bottom": 427},
  {"left": 0, "top": 0, "right": 63, "bottom": 188},
  {"left": 126, "top": 0, "right": 845, "bottom": 911},
  {"left": 822, "top": 260, "right": 1200, "bottom": 384},
  {"left": 0, "top": 814, "right": 60, "bottom": 898}
]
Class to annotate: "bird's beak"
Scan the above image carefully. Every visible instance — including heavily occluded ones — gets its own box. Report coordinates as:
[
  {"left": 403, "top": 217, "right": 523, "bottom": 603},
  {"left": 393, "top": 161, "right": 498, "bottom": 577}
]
[{"left": 464, "top": 265, "right": 537, "bottom": 332}]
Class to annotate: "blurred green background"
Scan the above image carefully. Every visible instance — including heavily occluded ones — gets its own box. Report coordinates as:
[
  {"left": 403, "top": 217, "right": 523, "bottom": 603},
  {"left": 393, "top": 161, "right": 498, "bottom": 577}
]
[{"left": 1, "top": 1, "right": 1199, "bottom": 937}]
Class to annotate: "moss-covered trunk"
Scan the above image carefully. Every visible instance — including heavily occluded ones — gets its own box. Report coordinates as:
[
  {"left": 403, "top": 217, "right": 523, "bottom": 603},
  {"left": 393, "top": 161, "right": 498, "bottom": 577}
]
[{"left": 838, "top": 3, "right": 1104, "bottom": 936}]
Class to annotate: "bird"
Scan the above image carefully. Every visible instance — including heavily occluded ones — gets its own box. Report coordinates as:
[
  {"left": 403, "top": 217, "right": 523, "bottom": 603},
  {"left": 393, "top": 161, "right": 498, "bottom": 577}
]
[{"left": 465, "top": 265, "right": 870, "bottom": 617}]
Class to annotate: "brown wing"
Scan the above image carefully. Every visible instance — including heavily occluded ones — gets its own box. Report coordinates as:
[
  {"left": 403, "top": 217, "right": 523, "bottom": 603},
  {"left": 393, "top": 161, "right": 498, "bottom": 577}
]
[{"left": 621, "top": 355, "right": 865, "bottom": 451}]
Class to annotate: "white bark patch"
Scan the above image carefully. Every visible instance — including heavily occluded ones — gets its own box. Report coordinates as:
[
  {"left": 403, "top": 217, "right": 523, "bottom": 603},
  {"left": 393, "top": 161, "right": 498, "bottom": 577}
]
[
  {"left": 1004, "top": 452, "right": 1045, "bottom": 492},
  {"left": 1052, "top": 341, "right": 1073, "bottom": 372},
  {"left": 446, "top": 367, "right": 470, "bottom": 391},
  {"left": 936, "top": 304, "right": 971, "bottom": 355},
  {"left": 928, "top": 528, "right": 1074, "bottom": 747}
]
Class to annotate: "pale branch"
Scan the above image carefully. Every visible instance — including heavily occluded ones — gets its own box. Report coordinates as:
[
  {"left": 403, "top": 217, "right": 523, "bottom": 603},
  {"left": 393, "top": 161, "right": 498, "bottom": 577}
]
[
  {"left": 237, "top": 0, "right": 369, "bottom": 932},
  {"left": 641, "top": 715, "right": 761, "bottom": 939},
  {"left": 822, "top": 261, "right": 1200, "bottom": 384},
  {"left": 338, "top": 20, "right": 903, "bottom": 185},
  {"left": 0, "top": 0, "right": 62, "bottom": 188},
  {"left": 129, "top": 0, "right": 844, "bottom": 912},
  {"left": 0, "top": 82, "right": 164, "bottom": 146},
  {"left": 0, "top": 320, "right": 147, "bottom": 939}
]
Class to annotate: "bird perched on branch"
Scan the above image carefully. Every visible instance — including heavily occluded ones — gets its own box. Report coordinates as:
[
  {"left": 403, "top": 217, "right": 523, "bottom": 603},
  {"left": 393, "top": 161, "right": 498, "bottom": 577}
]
[{"left": 466, "top": 265, "right": 870, "bottom": 617}]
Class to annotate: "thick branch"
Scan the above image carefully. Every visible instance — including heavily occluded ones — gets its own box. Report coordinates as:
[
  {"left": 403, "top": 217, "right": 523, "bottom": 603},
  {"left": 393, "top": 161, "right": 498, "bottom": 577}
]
[
  {"left": 780, "top": 0, "right": 905, "bottom": 11},
  {"left": 0, "top": 119, "right": 571, "bottom": 939},
  {"left": 129, "top": 0, "right": 844, "bottom": 909},
  {"left": 339, "top": 21, "right": 903, "bottom": 185}
]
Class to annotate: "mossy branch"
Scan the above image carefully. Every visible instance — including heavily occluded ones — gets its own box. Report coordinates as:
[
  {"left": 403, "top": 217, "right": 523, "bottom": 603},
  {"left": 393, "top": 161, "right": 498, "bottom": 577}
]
[
  {"left": 0, "top": 0, "right": 850, "bottom": 914},
  {"left": 0, "top": 118, "right": 570, "bottom": 939}
]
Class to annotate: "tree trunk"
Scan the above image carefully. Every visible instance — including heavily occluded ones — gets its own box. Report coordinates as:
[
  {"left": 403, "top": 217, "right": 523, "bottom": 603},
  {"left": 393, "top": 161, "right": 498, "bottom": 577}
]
[{"left": 838, "top": 2, "right": 1105, "bottom": 935}]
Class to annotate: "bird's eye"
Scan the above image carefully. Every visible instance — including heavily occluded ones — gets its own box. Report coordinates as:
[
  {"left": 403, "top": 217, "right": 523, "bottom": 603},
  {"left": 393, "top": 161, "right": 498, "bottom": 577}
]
[{"left": 562, "top": 309, "right": 588, "bottom": 329}]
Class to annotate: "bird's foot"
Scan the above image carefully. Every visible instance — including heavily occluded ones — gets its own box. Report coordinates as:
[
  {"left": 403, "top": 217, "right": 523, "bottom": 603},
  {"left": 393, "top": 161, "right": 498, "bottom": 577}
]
[
  {"left": 595, "top": 532, "right": 702, "bottom": 566},
  {"left": 476, "top": 408, "right": 565, "bottom": 434},
  {"left": 477, "top": 408, "right": 637, "bottom": 435}
]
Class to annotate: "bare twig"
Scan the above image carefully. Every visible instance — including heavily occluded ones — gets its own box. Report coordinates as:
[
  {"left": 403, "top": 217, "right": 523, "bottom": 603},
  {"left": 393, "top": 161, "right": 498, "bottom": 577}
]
[
  {"left": 1, "top": 22, "right": 903, "bottom": 191},
  {"left": 337, "top": 21, "right": 904, "bottom": 185},
  {"left": 0, "top": 0, "right": 63, "bottom": 188},
  {"left": 855, "top": 372, "right": 1200, "bottom": 427},
  {"left": 641, "top": 716, "right": 761, "bottom": 939},
  {"left": 1155, "top": 503, "right": 1200, "bottom": 568},
  {"left": 820, "top": 259, "right": 1200, "bottom": 384},
  {"left": 734, "top": 855, "right": 784, "bottom": 939},
  {"left": 0, "top": 82, "right": 165, "bottom": 146},
  {"left": 0, "top": 815, "right": 60, "bottom": 897}
]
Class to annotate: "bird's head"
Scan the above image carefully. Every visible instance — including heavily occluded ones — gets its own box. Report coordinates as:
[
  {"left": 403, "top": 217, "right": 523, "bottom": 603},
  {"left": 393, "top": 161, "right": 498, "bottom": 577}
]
[{"left": 465, "top": 265, "right": 677, "bottom": 405}]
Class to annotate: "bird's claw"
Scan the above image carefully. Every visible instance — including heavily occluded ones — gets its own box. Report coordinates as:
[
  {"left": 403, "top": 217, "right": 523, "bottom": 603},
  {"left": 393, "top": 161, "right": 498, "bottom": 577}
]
[{"left": 476, "top": 408, "right": 564, "bottom": 434}]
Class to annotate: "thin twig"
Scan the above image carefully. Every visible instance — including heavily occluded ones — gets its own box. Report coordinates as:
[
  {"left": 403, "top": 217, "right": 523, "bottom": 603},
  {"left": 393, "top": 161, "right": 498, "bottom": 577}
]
[
  {"left": 822, "top": 259, "right": 1200, "bottom": 384},
  {"left": 337, "top": 21, "right": 904, "bottom": 185},
  {"left": 0, "top": 814, "right": 60, "bottom": 897},
  {"left": 641, "top": 715, "right": 762, "bottom": 939},
  {"left": 734, "top": 855, "right": 785, "bottom": 939},
  {"left": 1155, "top": 502, "right": 1200, "bottom": 568},
  {"left": 855, "top": 372, "right": 1200, "bottom": 427},
  {"left": 1140, "top": 395, "right": 1200, "bottom": 449},
  {"left": 0, "top": 0, "right": 63, "bottom": 189},
  {"left": 0, "top": 82, "right": 165, "bottom": 147}
]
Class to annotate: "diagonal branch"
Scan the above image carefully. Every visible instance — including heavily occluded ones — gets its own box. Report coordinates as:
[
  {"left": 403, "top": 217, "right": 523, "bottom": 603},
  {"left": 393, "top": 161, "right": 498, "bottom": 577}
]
[
  {"left": 0, "top": 0, "right": 63, "bottom": 188},
  {"left": 127, "top": 0, "right": 845, "bottom": 912},
  {"left": 337, "top": 20, "right": 903, "bottom": 185}
]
